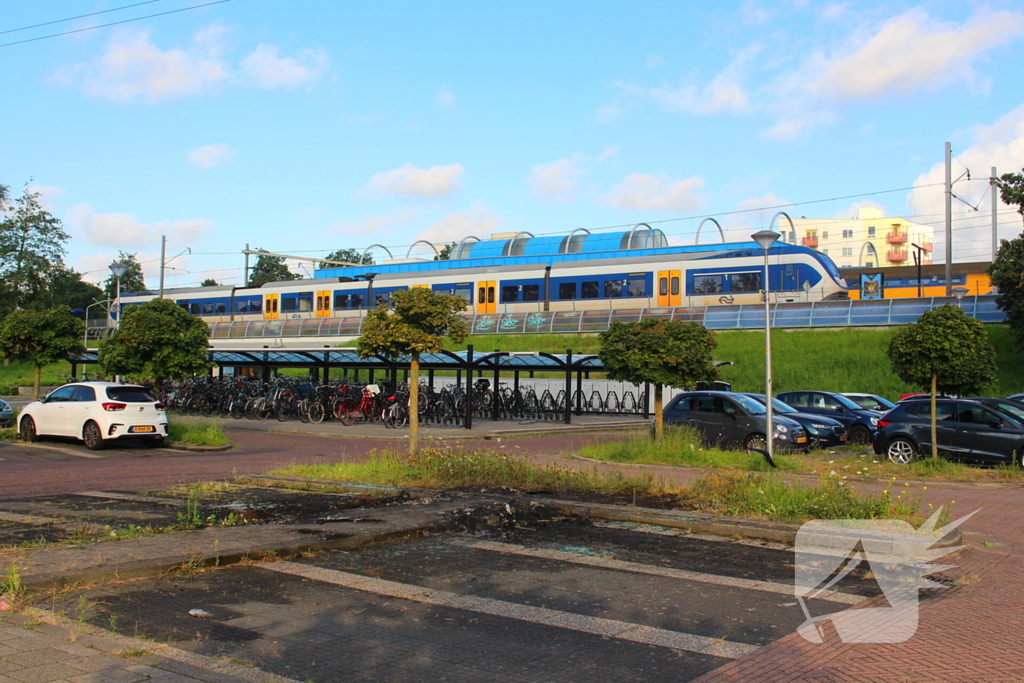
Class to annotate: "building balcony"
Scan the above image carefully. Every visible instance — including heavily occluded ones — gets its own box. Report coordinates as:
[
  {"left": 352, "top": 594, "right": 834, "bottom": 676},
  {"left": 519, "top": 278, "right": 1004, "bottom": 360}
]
[
  {"left": 801, "top": 236, "right": 818, "bottom": 248},
  {"left": 887, "top": 230, "right": 907, "bottom": 244},
  {"left": 887, "top": 248, "right": 908, "bottom": 262}
]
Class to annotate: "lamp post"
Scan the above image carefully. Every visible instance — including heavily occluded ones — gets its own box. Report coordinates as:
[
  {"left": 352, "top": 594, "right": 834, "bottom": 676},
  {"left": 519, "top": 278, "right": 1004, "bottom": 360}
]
[
  {"left": 109, "top": 262, "right": 129, "bottom": 329},
  {"left": 84, "top": 299, "right": 112, "bottom": 348},
  {"left": 952, "top": 286, "right": 969, "bottom": 310},
  {"left": 752, "top": 229, "right": 780, "bottom": 460}
]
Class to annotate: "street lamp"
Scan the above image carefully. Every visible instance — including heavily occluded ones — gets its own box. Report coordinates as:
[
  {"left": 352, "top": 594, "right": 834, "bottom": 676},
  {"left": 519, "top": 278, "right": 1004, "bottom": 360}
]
[
  {"left": 109, "top": 262, "right": 129, "bottom": 329},
  {"left": 752, "top": 229, "right": 780, "bottom": 461},
  {"left": 84, "top": 299, "right": 112, "bottom": 347},
  {"left": 952, "top": 286, "right": 969, "bottom": 310}
]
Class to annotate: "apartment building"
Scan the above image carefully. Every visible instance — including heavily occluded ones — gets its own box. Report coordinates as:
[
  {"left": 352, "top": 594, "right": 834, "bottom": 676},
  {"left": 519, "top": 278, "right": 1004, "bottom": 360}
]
[{"left": 790, "top": 206, "right": 934, "bottom": 268}]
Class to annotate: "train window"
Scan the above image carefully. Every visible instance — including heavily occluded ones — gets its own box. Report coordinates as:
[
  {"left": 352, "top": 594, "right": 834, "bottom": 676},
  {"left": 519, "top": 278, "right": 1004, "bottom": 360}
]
[
  {"left": 671, "top": 277, "right": 679, "bottom": 296},
  {"left": 659, "top": 278, "right": 668, "bottom": 296},
  {"left": 375, "top": 293, "right": 391, "bottom": 307},
  {"left": 250, "top": 299, "right": 262, "bottom": 313},
  {"left": 502, "top": 286, "right": 519, "bottom": 302},
  {"left": 272, "top": 299, "right": 278, "bottom": 313},
  {"left": 604, "top": 281, "right": 623, "bottom": 298},
  {"left": 215, "top": 302, "right": 227, "bottom": 314},
  {"left": 581, "top": 281, "right": 599, "bottom": 299},
  {"left": 351, "top": 294, "right": 363, "bottom": 309},
  {"left": 488, "top": 286, "right": 495, "bottom": 303},
  {"left": 189, "top": 303, "right": 201, "bottom": 315},
  {"left": 522, "top": 285, "right": 538, "bottom": 301},
  {"left": 298, "top": 293, "right": 313, "bottom": 312},
  {"left": 334, "top": 294, "right": 350, "bottom": 309},
  {"left": 693, "top": 275, "right": 723, "bottom": 294},
  {"left": 559, "top": 283, "right": 576, "bottom": 300},
  {"left": 178, "top": 303, "right": 189, "bottom": 311},
  {"left": 453, "top": 287, "right": 472, "bottom": 303},
  {"left": 202, "top": 302, "right": 214, "bottom": 315},
  {"left": 478, "top": 287, "right": 485, "bottom": 304},
  {"left": 729, "top": 273, "right": 761, "bottom": 293},
  {"left": 626, "top": 278, "right": 646, "bottom": 297}
]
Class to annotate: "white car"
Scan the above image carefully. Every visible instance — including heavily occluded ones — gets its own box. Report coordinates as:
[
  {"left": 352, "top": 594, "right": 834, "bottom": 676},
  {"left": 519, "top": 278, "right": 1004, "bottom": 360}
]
[{"left": 18, "top": 382, "right": 168, "bottom": 450}]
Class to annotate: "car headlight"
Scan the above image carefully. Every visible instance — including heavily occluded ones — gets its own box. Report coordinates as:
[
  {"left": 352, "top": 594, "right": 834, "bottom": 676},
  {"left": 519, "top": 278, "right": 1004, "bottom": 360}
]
[
  {"left": 775, "top": 424, "right": 788, "bottom": 433},
  {"left": 869, "top": 417, "right": 879, "bottom": 426}
]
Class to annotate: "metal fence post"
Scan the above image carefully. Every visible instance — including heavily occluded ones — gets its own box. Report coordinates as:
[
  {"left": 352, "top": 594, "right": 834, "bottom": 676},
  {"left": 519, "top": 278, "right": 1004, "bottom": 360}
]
[
  {"left": 564, "top": 349, "right": 572, "bottom": 424},
  {"left": 464, "top": 345, "right": 474, "bottom": 430}
]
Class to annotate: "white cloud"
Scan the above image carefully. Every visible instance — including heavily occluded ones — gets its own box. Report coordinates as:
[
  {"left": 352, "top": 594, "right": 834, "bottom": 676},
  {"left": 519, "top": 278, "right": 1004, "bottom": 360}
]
[
  {"left": 720, "top": 192, "right": 794, "bottom": 240},
  {"left": 437, "top": 88, "right": 455, "bottom": 107},
  {"left": 596, "top": 103, "right": 623, "bottom": 123},
  {"left": 597, "top": 144, "right": 620, "bottom": 162},
  {"left": 240, "top": 44, "right": 329, "bottom": 89},
  {"left": 617, "top": 43, "right": 758, "bottom": 115},
  {"left": 365, "top": 163, "right": 465, "bottom": 199},
  {"left": 325, "top": 209, "right": 415, "bottom": 237},
  {"left": 54, "top": 29, "right": 228, "bottom": 104},
  {"left": 908, "top": 105, "right": 1024, "bottom": 264},
  {"left": 188, "top": 143, "right": 236, "bottom": 169},
  {"left": 73, "top": 250, "right": 178, "bottom": 287},
  {"left": 833, "top": 200, "right": 885, "bottom": 219},
  {"left": 415, "top": 206, "right": 504, "bottom": 245},
  {"left": 604, "top": 173, "right": 704, "bottom": 212},
  {"left": 819, "top": 3, "right": 848, "bottom": 21},
  {"left": 67, "top": 203, "right": 212, "bottom": 249},
  {"left": 528, "top": 155, "right": 584, "bottom": 200},
  {"left": 740, "top": 0, "right": 774, "bottom": 26},
  {"left": 817, "top": 9, "right": 1024, "bottom": 100},
  {"left": 28, "top": 184, "right": 66, "bottom": 213}
]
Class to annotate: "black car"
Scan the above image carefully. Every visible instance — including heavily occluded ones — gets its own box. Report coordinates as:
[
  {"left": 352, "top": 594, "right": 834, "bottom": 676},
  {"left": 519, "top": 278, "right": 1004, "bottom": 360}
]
[
  {"left": 663, "top": 391, "right": 808, "bottom": 451},
  {"left": 742, "top": 393, "right": 847, "bottom": 448},
  {"left": 873, "top": 398, "right": 1024, "bottom": 466},
  {"left": 967, "top": 397, "right": 1024, "bottom": 425},
  {"left": 776, "top": 391, "right": 883, "bottom": 444}
]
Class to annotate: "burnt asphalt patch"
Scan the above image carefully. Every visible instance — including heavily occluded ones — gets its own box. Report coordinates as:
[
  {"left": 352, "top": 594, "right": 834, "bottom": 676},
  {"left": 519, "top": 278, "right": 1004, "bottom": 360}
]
[{"left": 60, "top": 518, "right": 883, "bottom": 683}]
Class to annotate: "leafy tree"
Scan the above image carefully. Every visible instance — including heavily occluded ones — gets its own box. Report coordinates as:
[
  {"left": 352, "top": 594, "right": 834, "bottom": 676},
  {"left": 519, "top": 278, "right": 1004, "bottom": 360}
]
[
  {"left": 48, "top": 268, "right": 104, "bottom": 314},
  {"left": 988, "top": 231, "right": 1024, "bottom": 351},
  {"left": 599, "top": 320, "right": 719, "bottom": 441},
  {"left": 249, "top": 249, "right": 302, "bottom": 287},
  {"left": 99, "top": 298, "right": 212, "bottom": 389},
  {"left": 318, "top": 248, "right": 374, "bottom": 269},
  {"left": 103, "top": 251, "right": 147, "bottom": 300},
  {"left": 887, "top": 305, "right": 996, "bottom": 459},
  {"left": 434, "top": 243, "right": 453, "bottom": 261},
  {"left": 357, "top": 288, "right": 468, "bottom": 454},
  {"left": 0, "top": 183, "right": 70, "bottom": 318},
  {"left": 996, "top": 168, "right": 1024, "bottom": 228},
  {"left": 0, "top": 307, "right": 84, "bottom": 398},
  {"left": 200, "top": 278, "right": 219, "bottom": 287}
]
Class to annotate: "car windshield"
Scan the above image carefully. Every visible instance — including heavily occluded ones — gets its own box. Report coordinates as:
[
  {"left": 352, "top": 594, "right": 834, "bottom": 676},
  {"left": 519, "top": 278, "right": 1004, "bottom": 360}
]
[
  {"left": 985, "top": 401, "right": 1024, "bottom": 422},
  {"left": 105, "top": 386, "right": 156, "bottom": 403},
  {"left": 731, "top": 394, "right": 767, "bottom": 415},
  {"left": 832, "top": 394, "right": 865, "bottom": 411},
  {"left": 745, "top": 394, "right": 796, "bottom": 413}
]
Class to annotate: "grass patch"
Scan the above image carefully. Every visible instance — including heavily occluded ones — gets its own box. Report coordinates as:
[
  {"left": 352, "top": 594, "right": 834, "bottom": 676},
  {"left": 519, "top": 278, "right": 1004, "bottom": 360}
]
[
  {"left": 684, "top": 471, "right": 928, "bottom": 524},
  {"left": 167, "top": 417, "right": 231, "bottom": 447},
  {"left": 0, "top": 428, "right": 20, "bottom": 442},
  {"left": 276, "top": 446, "right": 662, "bottom": 497},
  {"left": 578, "top": 425, "right": 796, "bottom": 471}
]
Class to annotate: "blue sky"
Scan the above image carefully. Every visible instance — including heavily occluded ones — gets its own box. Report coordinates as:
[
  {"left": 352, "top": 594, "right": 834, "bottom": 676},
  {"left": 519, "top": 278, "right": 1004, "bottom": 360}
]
[{"left": 3, "top": 0, "right": 1024, "bottom": 288}]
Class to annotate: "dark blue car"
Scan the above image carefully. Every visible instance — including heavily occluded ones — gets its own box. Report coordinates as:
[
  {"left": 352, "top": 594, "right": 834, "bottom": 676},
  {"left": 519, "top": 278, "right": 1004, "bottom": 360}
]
[
  {"left": 743, "top": 393, "right": 848, "bottom": 448},
  {"left": 776, "top": 391, "right": 883, "bottom": 445}
]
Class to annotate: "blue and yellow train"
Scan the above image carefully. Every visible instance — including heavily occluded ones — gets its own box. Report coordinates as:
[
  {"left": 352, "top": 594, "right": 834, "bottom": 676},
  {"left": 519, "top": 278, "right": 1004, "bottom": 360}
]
[{"left": 117, "top": 227, "right": 850, "bottom": 322}]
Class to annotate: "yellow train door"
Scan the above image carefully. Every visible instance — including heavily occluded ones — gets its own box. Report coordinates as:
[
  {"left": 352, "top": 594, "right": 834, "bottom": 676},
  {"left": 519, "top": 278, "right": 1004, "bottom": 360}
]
[
  {"left": 264, "top": 293, "right": 279, "bottom": 320},
  {"left": 315, "top": 290, "right": 331, "bottom": 318},
  {"left": 657, "top": 270, "right": 681, "bottom": 307},
  {"left": 477, "top": 281, "right": 496, "bottom": 314}
]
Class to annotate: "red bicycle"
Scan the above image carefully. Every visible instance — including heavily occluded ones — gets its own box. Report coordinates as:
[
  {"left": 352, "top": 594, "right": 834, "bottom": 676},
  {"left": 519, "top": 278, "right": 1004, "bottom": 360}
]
[{"left": 335, "top": 385, "right": 381, "bottom": 425}]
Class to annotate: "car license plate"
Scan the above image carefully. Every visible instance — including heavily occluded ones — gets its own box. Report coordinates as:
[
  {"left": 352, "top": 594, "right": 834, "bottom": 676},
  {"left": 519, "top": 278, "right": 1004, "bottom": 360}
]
[
  {"left": 130, "top": 426, "right": 155, "bottom": 433},
  {"left": 840, "top": 435, "right": 848, "bottom": 441},
  {"left": 797, "top": 437, "right": 807, "bottom": 443}
]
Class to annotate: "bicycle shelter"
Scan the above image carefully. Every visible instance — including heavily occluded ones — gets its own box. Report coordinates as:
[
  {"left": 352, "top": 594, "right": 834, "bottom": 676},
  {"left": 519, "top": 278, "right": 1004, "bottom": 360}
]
[{"left": 68, "top": 345, "right": 644, "bottom": 429}]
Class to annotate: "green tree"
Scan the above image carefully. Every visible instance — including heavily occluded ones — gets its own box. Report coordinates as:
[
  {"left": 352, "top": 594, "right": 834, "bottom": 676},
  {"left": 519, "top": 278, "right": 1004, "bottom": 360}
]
[
  {"left": 103, "top": 252, "right": 147, "bottom": 300},
  {"left": 0, "top": 183, "right": 70, "bottom": 318},
  {"left": 434, "top": 243, "right": 453, "bottom": 261},
  {"left": 318, "top": 248, "right": 374, "bottom": 269},
  {"left": 200, "top": 278, "right": 219, "bottom": 287},
  {"left": 249, "top": 249, "right": 301, "bottom": 287},
  {"left": 48, "top": 268, "right": 104, "bottom": 314},
  {"left": 599, "top": 320, "right": 719, "bottom": 441},
  {"left": 887, "top": 304, "right": 996, "bottom": 459},
  {"left": 996, "top": 168, "right": 1024, "bottom": 228},
  {"left": 98, "top": 298, "right": 212, "bottom": 389},
  {"left": 357, "top": 288, "right": 468, "bottom": 454},
  {"left": 988, "top": 230, "right": 1024, "bottom": 351},
  {"left": 0, "top": 307, "right": 84, "bottom": 398}
]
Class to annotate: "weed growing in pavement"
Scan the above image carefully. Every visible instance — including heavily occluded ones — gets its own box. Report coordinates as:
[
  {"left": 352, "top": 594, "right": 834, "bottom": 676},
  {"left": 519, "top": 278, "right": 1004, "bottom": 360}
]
[
  {"left": 1, "top": 562, "right": 24, "bottom": 602},
  {"left": 0, "top": 428, "right": 20, "bottom": 442},
  {"left": 121, "top": 649, "right": 149, "bottom": 657},
  {"left": 177, "top": 490, "right": 203, "bottom": 528},
  {"left": 275, "top": 446, "right": 664, "bottom": 497},
  {"left": 108, "top": 613, "right": 119, "bottom": 634},
  {"left": 683, "top": 471, "right": 928, "bottom": 524}
]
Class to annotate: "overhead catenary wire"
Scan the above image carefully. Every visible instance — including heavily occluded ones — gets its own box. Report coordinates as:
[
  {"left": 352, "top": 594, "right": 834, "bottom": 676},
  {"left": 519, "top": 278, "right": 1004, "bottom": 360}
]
[
  {"left": 0, "top": 0, "right": 233, "bottom": 49},
  {"left": 0, "top": 1, "right": 164, "bottom": 36}
]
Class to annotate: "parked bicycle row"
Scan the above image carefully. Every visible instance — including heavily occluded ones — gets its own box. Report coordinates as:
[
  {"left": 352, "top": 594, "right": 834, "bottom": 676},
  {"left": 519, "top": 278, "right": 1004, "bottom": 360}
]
[{"left": 159, "top": 376, "right": 651, "bottom": 427}]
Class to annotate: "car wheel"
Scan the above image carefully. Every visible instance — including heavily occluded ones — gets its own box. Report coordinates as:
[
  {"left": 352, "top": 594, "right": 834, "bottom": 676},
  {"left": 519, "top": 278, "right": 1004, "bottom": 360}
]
[
  {"left": 19, "top": 416, "right": 38, "bottom": 443},
  {"left": 849, "top": 425, "right": 872, "bottom": 445},
  {"left": 1017, "top": 448, "right": 1024, "bottom": 469},
  {"left": 83, "top": 421, "right": 106, "bottom": 451},
  {"left": 886, "top": 437, "right": 917, "bottom": 465},
  {"left": 744, "top": 433, "right": 767, "bottom": 453}
]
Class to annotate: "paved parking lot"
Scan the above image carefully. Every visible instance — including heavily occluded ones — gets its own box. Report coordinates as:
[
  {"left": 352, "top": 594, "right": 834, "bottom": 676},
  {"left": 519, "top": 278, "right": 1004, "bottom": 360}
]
[{"left": 62, "top": 520, "right": 881, "bottom": 683}]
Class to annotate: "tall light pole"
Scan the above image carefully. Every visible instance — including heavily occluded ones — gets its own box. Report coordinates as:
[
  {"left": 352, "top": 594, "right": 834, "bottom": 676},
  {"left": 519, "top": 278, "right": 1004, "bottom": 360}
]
[
  {"left": 109, "top": 262, "right": 129, "bottom": 329},
  {"left": 752, "top": 229, "right": 780, "bottom": 460},
  {"left": 84, "top": 299, "right": 112, "bottom": 347}
]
